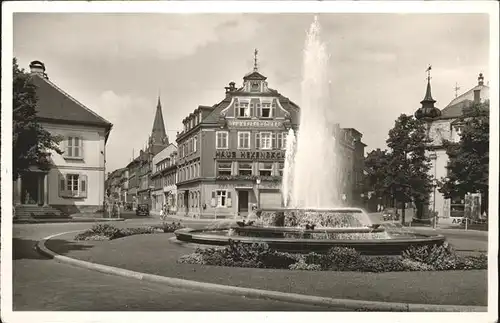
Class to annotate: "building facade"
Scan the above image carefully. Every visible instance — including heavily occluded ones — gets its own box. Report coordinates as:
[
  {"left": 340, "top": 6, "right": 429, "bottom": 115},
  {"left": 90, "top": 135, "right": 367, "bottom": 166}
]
[
  {"left": 415, "top": 72, "right": 489, "bottom": 220},
  {"left": 176, "top": 63, "right": 365, "bottom": 219},
  {"left": 14, "top": 61, "right": 112, "bottom": 218},
  {"left": 150, "top": 144, "right": 178, "bottom": 213}
]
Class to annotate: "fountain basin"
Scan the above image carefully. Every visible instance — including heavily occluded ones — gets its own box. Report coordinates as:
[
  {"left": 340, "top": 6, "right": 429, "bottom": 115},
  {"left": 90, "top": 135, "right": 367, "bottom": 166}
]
[{"left": 174, "top": 227, "right": 446, "bottom": 255}]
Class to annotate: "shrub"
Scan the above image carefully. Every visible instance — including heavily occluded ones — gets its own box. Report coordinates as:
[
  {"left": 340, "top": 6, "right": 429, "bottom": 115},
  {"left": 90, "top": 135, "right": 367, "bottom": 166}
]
[
  {"left": 323, "top": 247, "right": 362, "bottom": 271},
  {"left": 120, "top": 227, "right": 156, "bottom": 236},
  {"left": 160, "top": 221, "right": 184, "bottom": 233},
  {"left": 178, "top": 253, "right": 205, "bottom": 265},
  {"left": 360, "top": 256, "right": 406, "bottom": 272},
  {"left": 402, "top": 243, "right": 459, "bottom": 270},
  {"left": 83, "top": 235, "right": 110, "bottom": 241},
  {"left": 289, "top": 259, "right": 322, "bottom": 271},
  {"left": 260, "top": 251, "right": 298, "bottom": 269},
  {"left": 456, "top": 254, "right": 488, "bottom": 270},
  {"left": 401, "top": 258, "right": 435, "bottom": 271},
  {"left": 88, "top": 224, "right": 124, "bottom": 239}
]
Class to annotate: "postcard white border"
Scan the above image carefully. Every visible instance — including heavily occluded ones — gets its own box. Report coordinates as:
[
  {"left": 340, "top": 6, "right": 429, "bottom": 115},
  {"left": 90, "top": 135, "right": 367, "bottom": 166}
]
[{"left": 2, "top": 2, "right": 499, "bottom": 323}]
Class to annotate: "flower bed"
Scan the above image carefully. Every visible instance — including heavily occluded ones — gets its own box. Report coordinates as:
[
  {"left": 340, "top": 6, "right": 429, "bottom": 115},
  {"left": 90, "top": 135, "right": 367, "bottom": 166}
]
[
  {"left": 74, "top": 222, "right": 184, "bottom": 241},
  {"left": 178, "top": 240, "right": 487, "bottom": 272}
]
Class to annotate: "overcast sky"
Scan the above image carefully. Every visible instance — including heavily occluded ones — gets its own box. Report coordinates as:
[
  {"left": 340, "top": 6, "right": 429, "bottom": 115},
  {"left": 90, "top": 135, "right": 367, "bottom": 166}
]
[{"left": 13, "top": 13, "right": 489, "bottom": 172}]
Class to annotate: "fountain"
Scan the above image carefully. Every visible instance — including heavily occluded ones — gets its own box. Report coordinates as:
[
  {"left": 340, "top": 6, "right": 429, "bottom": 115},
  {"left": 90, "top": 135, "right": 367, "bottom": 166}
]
[{"left": 174, "top": 16, "right": 445, "bottom": 255}]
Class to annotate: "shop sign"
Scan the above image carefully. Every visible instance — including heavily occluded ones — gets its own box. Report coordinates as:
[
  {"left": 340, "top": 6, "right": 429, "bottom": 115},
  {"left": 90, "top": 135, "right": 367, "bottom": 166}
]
[
  {"left": 228, "top": 120, "right": 284, "bottom": 129},
  {"left": 216, "top": 150, "right": 285, "bottom": 160}
]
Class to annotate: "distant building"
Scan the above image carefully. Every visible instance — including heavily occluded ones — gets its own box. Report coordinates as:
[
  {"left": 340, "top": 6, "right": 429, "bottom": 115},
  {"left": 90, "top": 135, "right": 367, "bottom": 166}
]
[
  {"left": 176, "top": 57, "right": 366, "bottom": 219},
  {"left": 125, "top": 158, "right": 141, "bottom": 209},
  {"left": 415, "top": 72, "right": 489, "bottom": 220},
  {"left": 150, "top": 144, "right": 178, "bottom": 213},
  {"left": 14, "top": 61, "right": 112, "bottom": 218}
]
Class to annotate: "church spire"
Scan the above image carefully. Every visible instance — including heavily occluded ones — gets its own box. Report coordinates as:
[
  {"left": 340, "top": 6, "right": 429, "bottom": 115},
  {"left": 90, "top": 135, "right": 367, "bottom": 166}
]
[
  {"left": 150, "top": 94, "right": 169, "bottom": 151},
  {"left": 415, "top": 65, "right": 441, "bottom": 120}
]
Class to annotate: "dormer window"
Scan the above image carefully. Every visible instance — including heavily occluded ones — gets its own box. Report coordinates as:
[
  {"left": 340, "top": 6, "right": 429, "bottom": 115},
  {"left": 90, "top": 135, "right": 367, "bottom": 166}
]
[{"left": 237, "top": 102, "right": 250, "bottom": 118}]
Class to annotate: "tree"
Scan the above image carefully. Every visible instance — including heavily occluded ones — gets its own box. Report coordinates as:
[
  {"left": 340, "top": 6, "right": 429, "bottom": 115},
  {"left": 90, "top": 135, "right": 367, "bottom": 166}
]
[
  {"left": 385, "top": 114, "right": 433, "bottom": 224},
  {"left": 439, "top": 101, "right": 489, "bottom": 214},
  {"left": 364, "top": 148, "right": 392, "bottom": 203},
  {"left": 13, "top": 58, "right": 62, "bottom": 181}
]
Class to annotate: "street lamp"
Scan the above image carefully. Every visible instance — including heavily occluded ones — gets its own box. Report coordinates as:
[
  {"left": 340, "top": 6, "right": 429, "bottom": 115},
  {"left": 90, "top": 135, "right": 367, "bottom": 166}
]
[{"left": 256, "top": 178, "right": 261, "bottom": 209}]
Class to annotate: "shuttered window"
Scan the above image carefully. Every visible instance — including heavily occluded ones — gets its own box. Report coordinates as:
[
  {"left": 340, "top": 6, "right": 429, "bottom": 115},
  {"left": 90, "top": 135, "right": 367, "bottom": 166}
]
[
  {"left": 59, "top": 173, "right": 87, "bottom": 198},
  {"left": 64, "top": 136, "right": 84, "bottom": 158}
]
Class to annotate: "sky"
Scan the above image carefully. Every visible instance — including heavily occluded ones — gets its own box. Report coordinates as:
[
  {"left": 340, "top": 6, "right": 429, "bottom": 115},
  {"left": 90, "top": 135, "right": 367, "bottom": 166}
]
[{"left": 13, "top": 13, "right": 490, "bottom": 173}]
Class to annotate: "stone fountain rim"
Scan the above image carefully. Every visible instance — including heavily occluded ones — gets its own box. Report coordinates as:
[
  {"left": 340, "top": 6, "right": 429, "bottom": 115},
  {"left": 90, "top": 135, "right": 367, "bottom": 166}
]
[
  {"left": 174, "top": 227, "right": 447, "bottom": 244},
  {"left": 257, "top": 207, "right": 367, "bottom": 213}
]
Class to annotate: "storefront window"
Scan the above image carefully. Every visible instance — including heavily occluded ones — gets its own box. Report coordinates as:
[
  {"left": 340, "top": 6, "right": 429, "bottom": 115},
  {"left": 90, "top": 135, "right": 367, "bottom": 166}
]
[
  {"left": 238, "top": 162, "right": 253, "bottom": 176},
  {"left": 259, "top": 162, "right": 273, "bottom": 176},
  {"left": 217, "top": 162, "right": 232, "bottom": 176}
]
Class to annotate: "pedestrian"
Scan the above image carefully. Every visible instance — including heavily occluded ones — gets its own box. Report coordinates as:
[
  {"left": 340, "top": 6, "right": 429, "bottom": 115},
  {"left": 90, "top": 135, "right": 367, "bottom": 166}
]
[{"left": 160, "top": 204, "right": 165, "bottom": 219}]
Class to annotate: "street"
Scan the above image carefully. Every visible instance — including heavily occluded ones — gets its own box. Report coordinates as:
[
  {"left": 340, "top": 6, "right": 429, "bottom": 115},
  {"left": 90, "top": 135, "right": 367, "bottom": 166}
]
[{"left": 11, "top": 221, "right": 341, "bottom": 311}]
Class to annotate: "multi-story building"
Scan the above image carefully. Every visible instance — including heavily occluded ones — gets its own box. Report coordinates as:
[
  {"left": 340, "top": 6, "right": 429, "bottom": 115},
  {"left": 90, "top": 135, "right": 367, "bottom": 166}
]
[
  {"left": 14, "top": 61, "right": 113, "bottom": 218},
  {"left": 414, "top": 72, "right": 489, "bottom": 220},
  {"left": 150, "top": 143, "right": 178, "bottom": 213},
  {"left": 176, "top": 60, "right": 365, "bottom": 219}
]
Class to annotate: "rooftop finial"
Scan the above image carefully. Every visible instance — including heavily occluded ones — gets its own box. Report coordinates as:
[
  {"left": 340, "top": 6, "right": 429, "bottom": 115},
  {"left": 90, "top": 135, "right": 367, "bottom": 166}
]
[
  {"left": 426, "top": 64, "right": 432, "bottom": 82},
  {"left": 454, "top": 82, "right": 461, "bottom": 98},
  {"left": 253, "top": 48, "right": 259, "bottom": 72},
  {"left": 478, "top": 73, "right": 484, "bottom": 85}
]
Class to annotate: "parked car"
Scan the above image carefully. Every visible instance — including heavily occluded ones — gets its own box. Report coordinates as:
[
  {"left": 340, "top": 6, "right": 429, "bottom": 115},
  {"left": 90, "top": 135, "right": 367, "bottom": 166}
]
[
  {"left": 382, "top": 208, "right": 400, "bottom": 221},
  {"left": 136, "top": 204, "right": 150, "bottom": 216}
]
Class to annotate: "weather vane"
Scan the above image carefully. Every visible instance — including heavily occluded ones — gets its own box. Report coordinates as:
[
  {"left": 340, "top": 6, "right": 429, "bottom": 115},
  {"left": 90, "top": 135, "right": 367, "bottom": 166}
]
[
  {"left": 426, "top": 64, "right": 432, "bottom": 81},
  {"left": 454, "top": 82, "right": 461, "bottom": 98},
  {"left": 253, "top": 48, "right": 259, "bottom": 72}
]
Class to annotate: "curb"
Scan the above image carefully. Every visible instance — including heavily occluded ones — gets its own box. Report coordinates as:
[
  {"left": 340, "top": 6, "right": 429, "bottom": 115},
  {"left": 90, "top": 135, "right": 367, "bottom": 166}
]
[
  {"left": 36, "top": 231, "right": 487, "bottom": 312},
  {"left": 14, "top": 218, "right": 125, "bottom": 224}
]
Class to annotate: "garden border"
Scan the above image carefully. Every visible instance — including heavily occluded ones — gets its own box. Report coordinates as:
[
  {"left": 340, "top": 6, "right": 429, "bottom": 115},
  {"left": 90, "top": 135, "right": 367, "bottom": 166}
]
[{"left": 36, "top": 230, "right": 487, "bottom": 312}]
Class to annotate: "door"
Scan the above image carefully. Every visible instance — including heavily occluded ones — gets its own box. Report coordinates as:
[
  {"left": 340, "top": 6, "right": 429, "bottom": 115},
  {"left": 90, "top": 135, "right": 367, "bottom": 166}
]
[
  {"left": 21, "top": 173, "right": 40, "bottom": 205},
  {"left": 238, "top": 190, "right": 249, "bottom": 213},
  {"left": 184, "top": 191, "right": 189, "bottom": 215}
]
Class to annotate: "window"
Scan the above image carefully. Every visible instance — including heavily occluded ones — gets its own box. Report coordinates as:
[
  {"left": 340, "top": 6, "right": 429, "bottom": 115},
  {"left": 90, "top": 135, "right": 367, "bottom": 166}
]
[
  {"left": 280, "top": 132, "right": 287, "bottom": 149},
  {"left": 237, "top": 102, "right": 250, "bottom": 118},
  {"left": 59, "top": 174, "right": 87, "bottom": 198},
  {"left": 193, "top": 135, "right": 198, "bottom": 152},
  {"left": 216, "top": 131, "right": 228, "bottom": 149},
  {"left": 261, "top": 103, "right": 272, "bottom": 118},
  {"left": 260, "top": 132, "right": 272, "bottom": 150},
  {"left": 278, "top": 162, "right": 284, "bottom": 176},
  {"left": 213, "top": 190, "right": 231, "bottom": 207},
  {"left": 217, "top": 162, "right": 232, "bottom": 176},
  {"left": 251, "top": 82, "right": 260, "bottom": 92},
  {"left": 238, "top": 132, "right": 251, "bottom": 149},
  {"left": 66, "top": 136, "right": 83, "bottom": 158},
  {"left": 259, "top": 162, "right": 273, "bottom": 176},
  {"left": 238, "top": 162, "right": 253, "bottom": 176},
  {"left": 67, "top": 174, "right": 79, "bottom": 194}
]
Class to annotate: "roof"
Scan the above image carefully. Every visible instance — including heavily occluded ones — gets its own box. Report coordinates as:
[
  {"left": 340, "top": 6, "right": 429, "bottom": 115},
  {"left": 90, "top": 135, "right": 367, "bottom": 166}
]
[
  {"left": 439, "top": 84, "right": 489, "bottom": 120},
  {"left": 31, "top": 73, "right": 113, "bottom": 133},
  {"left": 447, "top": 84, "right": 489, "bottom": 107}
]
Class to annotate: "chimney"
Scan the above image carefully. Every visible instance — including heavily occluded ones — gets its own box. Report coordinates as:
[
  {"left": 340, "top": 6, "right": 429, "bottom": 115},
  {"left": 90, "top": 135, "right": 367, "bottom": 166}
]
[
  {"left": 29, "top": 60, "right": 48, "bottom": 79},
  {"left": 478, "top": 73, "right": 484, "bottom": 86},
  {"left": 473, "top": 89, "right": 481, "bottom": 104}
]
